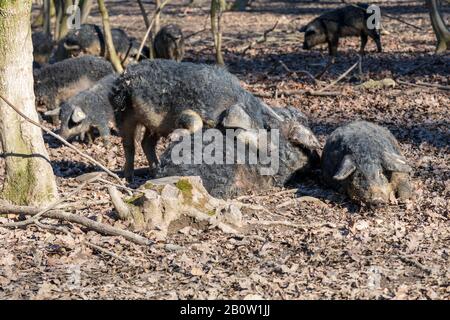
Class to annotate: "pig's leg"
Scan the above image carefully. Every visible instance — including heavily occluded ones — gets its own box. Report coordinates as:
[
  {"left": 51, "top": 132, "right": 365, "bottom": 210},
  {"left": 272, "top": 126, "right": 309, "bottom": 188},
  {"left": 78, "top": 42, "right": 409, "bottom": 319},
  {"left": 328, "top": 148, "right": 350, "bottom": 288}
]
[
  {"left": 390, "top": 172, "right": 412, "bottom": 201},
  {"left": 98, "top": 125, "right": 111, "bottom": 147},
  {"left": 121, "top": 116, "right": 138, "bottom": 182},
  {"left": 86, "top": 129, "right": 94, "bottom": 144},
  {"left": 360, "top": 34, "right": 368, "bottom": 55},
  {"left": 327, "top": 34, "right": 339, "bottom": 56},
  {"left": 369, "top": 30, "right": 382, "bottom": 52},
  {"left": 141, "top": 131, "right": 159, "bottom": 177}
]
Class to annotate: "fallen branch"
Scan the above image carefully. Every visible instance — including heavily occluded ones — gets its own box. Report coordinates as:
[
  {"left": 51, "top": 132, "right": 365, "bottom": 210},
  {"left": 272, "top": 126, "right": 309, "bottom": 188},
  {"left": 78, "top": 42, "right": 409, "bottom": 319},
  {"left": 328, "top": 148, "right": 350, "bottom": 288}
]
[
  {"left": 0, "top": 173, "right": 101, "bottom": 228},
  {"left": 0, "top": 202, "right": 152, "bottom": 246},
  {"left": 0, "top": 94, "right": 125, "bottom": 187},
  {"left": 242, "top": 19, "right": 281, "bottom": 54},
  {"left": 185, "top": 27, "right": 208, "bottom": 40},
  {"left": 315, "top": 58, "right": 335, "bottom": 79},
  {"left": 397, "top": 80, "right": 450, "bottom": 91},
  {"left": 249, "top": 219, "right": 306, "bottom": 230},
  {"left": 276, "top": 196, "right": 326, "bottom": 209},
  {"left": 278, "top": 60, "right": 319, "bottom": 84},
  {"left": 254, "top": 88, "right": 341, "bottom": 98},
  {"left": 84, "top": 241, "right": 130, "bottom": 263},
  {"left": 136, "top": 0, "right": 172, "bottom": 60},
  {"left": 318, "top": 59, "right": 360, "bottom": 93}
]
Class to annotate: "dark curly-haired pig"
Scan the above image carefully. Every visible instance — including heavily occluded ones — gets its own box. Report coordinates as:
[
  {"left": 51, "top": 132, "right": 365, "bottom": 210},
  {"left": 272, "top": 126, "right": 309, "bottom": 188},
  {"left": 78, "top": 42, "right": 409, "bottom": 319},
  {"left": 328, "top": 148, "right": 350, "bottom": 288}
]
[
  {"left": 53, "top": 74, "right": 118, "bottom": 144},
  {"left": 155, "top": 107, "right": 320, "bottom": 199},
  {"left": 50, "top": 24, "right": 150, "bottom": 64},
  {"left": 34, "top": 56, "right": 114, "bottom": 124},
  {"left": 32, "top": 32, "right": 53, "bottom": 68},
  {"left": 321, "top": 121, "right": 413, "bottom": 205},
  {"left": 153, "top": 24, "right": 185, "bottom": 62},
  {"left": 299, "top": 3, "right": 382, "bottom": 56},
  {"left": 110, "top": 59, "right": 319, "bottom": 182}
]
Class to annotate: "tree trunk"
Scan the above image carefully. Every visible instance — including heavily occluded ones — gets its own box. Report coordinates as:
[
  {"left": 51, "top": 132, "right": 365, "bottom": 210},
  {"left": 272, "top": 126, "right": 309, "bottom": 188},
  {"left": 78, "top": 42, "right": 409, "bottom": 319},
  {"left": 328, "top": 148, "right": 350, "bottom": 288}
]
[
  {"left": 97, "top": 0, "right": 124, "bottom": 73},
  {"left": 211, "top": 0, "right": 226, "bottom": 65},
  {"left": 0, "top": 0, "right": 58, "bottom": 205},
  {"left": 80, "top": 0, "right": 93, "bottom": 24},
  {"left": 43, "top": 0, "right": 52, "bottom": 36},
  {"left": 137, "top": 0, "right": 150, "bottom": 29},
  {"left": 55, "top": 0, "right": 73, "bottom": 40},
  {"left": 154, "top": 0, "right": 161, "bottom": 35},
  {"left": 427, "top": 0, "right": 450, "bottom": 53}
]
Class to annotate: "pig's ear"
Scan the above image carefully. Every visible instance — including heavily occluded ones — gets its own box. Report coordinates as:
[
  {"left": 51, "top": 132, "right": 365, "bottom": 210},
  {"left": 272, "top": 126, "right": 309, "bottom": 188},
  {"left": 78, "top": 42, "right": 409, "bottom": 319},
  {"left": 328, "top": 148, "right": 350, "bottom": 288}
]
[
  {"left": 288, "top": 123, "right": 321, "bottom": 150},
  {"left": 382, "top": 152, "right": 412, "bottom": 173},
  {"left": 71, "top": 107, "right": 87, "bottom": 123},
  {"left": 221, "top": 103, "right": 253, "bottom": 130},
  {"left": 299, "top": 25, "right": 307, "bottom": 32},
  {"left": 333, "top": 155, "right": 356, "bottom": 180}
]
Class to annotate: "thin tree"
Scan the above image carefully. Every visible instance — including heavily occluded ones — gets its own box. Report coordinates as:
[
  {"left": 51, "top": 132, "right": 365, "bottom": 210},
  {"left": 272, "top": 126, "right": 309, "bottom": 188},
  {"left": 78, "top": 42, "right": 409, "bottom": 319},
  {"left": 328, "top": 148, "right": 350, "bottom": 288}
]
[
  {"left": 43, "top": 0, "right": 52, "bottom": 36},
  {"left": 55, "top": 0, "right": 73, "bottom": 40},
  {"left": 80, "top": 0, "right": 93, "bottom": 24},
  {"left": 427, "top": 0, "right": 450, "bottom": 53},
  {"left": 0, "top": 0, "right": 58, "bottom": 205},
  {"left": 154, "top": 0, "right": 161, "bottom": 35},
  {"left": 211, "top": 0, "right": 227, "bottom": 65},
  {"left": 97, "top": 0, "right": 124, "bottom": 73}
]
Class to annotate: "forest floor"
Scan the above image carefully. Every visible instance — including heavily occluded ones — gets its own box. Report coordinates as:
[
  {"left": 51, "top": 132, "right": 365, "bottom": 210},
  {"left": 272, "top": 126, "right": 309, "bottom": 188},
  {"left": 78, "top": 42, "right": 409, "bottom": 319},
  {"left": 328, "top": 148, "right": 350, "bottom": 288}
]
[{"left": 0, "top": 0, "right": 448, "bottom": 299}]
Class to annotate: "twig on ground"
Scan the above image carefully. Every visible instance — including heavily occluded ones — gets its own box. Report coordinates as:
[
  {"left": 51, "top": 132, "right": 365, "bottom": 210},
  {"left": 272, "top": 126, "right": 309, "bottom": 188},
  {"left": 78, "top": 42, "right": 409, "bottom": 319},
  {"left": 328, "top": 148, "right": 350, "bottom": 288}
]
[
  {"left": 276, "top": 196, "right": 327, "bottom": 209},
  {"left": 254, "top": 88, "right": 341, "bottom": 98},
  {"left": 278, "top": 60, "right": 320, "bottom": 84},
  {"left": 249, "top": 219, "right": 306, "bottom": 230},
  {"left": 396, "top": 255, "right": 432, "bottom": 274},
  {"left": 84, "top": 241, "right": 130, "bottom": 263},
  {"left": 397, "top": 80, "right": 450, "bottom": 91},
  {"left": 0, "top": 94, "right": 124, "bottom": 186},
  {"left": 0, "top": 173, "right": 101, "bottom": 228},
  {"left": 185, "top": 27, "right": 208, "bottom": 40},
  {"left": 318, "top": 59, "right": 360, "bottom": 93},
  {"left": 315, "top": 58, "right": 335, "bottom": 79},
  {"left": 0, "top": 202, "right": 152, "bottom": 246},
  {"left": 242, "top": 19, "right": 281, "bottom": 54}
]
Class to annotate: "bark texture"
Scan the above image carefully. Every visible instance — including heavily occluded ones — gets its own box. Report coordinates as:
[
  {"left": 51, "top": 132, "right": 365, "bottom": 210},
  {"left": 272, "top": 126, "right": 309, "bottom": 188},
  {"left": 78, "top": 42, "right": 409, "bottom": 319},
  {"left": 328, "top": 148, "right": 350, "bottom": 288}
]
[{"left": 0, "top": 0, "right": 58, "bottom": 205}]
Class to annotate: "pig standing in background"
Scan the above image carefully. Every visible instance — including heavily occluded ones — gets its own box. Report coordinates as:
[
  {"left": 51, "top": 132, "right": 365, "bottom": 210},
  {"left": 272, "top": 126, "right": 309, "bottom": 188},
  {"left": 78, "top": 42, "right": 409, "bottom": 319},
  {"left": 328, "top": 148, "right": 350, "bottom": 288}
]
[
  {"left": 56, "top": 74, "right": 118, "bottom": 144},
  {"left": 50, "top": 24, "right": 150, "bottom": 64},
  {"left": 34, "top": 56, "right": 114, "bottom": 124},
  {"left": 321, "top": 121, "right": 413, "bottom": 205},
  {"left": 153, "top": 25, "right": 185, "bottom": 62},
  {"left": 299, "top": 3, "right": 382, "bottom": 56},
  {"left": 32, "top": 32, "right": 53, "bottom": 68}
]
